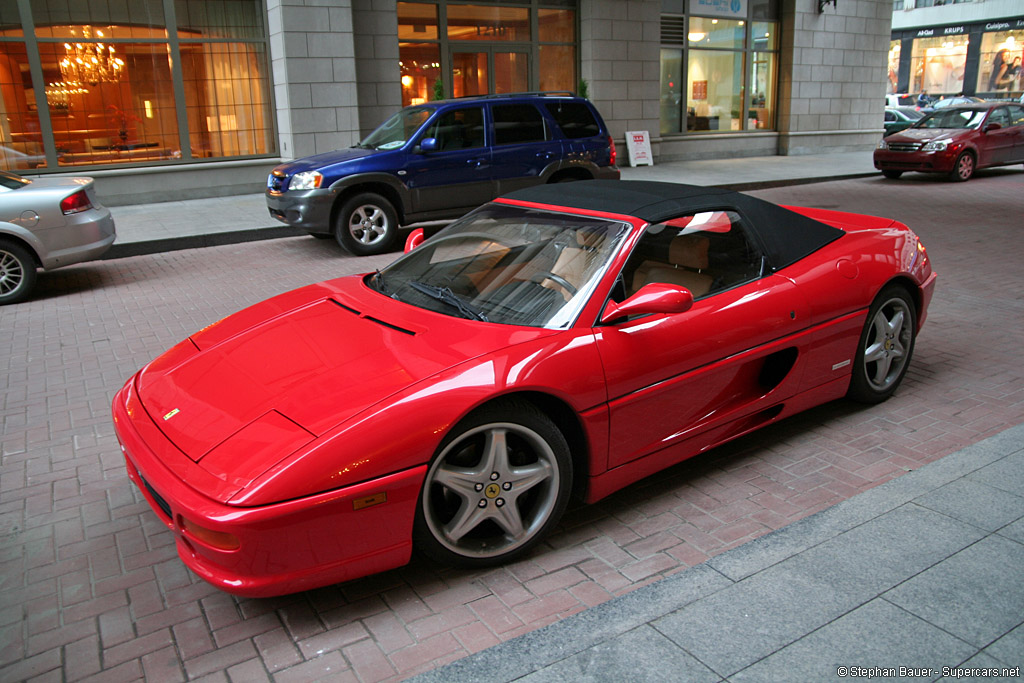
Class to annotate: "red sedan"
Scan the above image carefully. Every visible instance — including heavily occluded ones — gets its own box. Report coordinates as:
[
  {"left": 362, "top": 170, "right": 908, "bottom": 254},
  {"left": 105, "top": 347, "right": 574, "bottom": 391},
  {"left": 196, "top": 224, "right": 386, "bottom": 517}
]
[
  {"left": 112, "top": 181, "right": 937, "bottom": 597},
  {"left": 875, "top": 102, "right": 1024, "bottom": 181}
]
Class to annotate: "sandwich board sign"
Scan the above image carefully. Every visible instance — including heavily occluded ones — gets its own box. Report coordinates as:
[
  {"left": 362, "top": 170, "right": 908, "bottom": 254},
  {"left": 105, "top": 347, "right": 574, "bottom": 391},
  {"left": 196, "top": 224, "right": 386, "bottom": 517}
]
[{"left": 625, "top": 130, "right": 653, "bottom": 167}]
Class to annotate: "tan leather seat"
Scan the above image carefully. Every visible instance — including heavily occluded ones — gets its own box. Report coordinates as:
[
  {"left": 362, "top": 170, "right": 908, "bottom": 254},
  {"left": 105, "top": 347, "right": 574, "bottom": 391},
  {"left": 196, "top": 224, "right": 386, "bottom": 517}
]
[
  {"left": 544, "top": 229, "right": 607, "bottom": 297},
  {"left": 630, "top": 233, "right": 713, "bottom": 297}
]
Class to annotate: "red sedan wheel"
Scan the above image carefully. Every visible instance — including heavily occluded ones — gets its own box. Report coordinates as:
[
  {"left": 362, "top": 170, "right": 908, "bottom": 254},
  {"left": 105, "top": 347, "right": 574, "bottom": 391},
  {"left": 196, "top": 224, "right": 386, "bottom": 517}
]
[{"left": 949, "top": 151, "right": 975, "bottom": 182}]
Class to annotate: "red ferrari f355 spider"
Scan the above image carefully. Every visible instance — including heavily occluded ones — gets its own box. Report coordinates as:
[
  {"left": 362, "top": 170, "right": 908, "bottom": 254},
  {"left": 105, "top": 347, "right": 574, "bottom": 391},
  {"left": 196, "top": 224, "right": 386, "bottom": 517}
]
[{"left": 112, "top": 181, "right": 936, "bottom": 597}]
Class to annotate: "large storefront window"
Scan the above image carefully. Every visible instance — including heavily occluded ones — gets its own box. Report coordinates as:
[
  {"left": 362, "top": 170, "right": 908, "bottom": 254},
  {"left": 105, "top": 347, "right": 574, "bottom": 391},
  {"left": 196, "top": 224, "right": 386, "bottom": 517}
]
[
  {"left": 660, "top": 3, "right": 778, "bottom": 135},
  {"left": 910, "top": 35, "right": 968, "bottom": 96},
  {"left": 977, "top": 31, "right": 1023, "bottom": 95},
  {"left": 0, "top": 0, "right": 274, "bottom": 172},
  {"left": 399, "top": 1, "right": 578, "bottom": 107}
]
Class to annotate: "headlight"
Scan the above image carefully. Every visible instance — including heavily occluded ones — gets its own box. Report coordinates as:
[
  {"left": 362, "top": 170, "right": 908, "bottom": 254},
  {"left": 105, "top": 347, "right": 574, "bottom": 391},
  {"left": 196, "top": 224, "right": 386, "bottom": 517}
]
[
  {"left": 877, "top": 140, "right": 888, "bottom": 150},
  {"left": 289, "top": 171, "right": 323, "bottom": 190},
  {"left": 921, "top": 140, "right": 949, "bottom": 152}
]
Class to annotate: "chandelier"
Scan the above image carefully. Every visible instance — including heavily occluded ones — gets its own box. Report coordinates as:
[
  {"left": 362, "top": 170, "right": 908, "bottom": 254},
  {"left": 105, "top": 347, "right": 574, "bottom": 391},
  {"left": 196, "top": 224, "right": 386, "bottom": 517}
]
[
  {"left": 59, "top": 27, "right": 125, "bottom": 86},
  {"left": 45, "top": 81, "right": 89, "bottom": 110}
]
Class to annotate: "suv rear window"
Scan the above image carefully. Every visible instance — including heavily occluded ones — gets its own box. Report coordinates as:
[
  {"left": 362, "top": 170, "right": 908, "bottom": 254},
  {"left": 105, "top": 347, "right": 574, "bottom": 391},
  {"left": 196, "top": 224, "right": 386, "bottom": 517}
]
[
  {"left": 493, "top": 104, "right": 549, "bottom": 145},
  {"left": 545, "top": 101, "right": 600, "bottom": 139}
]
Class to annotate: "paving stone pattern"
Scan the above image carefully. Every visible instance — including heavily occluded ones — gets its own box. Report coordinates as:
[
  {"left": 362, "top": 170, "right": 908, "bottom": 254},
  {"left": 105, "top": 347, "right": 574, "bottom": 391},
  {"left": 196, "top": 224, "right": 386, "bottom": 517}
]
[{"left": 2, "top": 171, "right": 1023, "bottom": 681}]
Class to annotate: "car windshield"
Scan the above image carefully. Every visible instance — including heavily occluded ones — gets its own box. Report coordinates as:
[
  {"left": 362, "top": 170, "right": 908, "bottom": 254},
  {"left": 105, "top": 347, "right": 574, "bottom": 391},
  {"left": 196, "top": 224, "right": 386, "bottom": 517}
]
[
  {"left": 358, "top": 106, "right": 434, "bottom": 150},
  {"left": 916, "top": 108, "right": 987, "bottom": 130},
  {"left": 371, "top": 203, "right": 632, "bottom": 328}
]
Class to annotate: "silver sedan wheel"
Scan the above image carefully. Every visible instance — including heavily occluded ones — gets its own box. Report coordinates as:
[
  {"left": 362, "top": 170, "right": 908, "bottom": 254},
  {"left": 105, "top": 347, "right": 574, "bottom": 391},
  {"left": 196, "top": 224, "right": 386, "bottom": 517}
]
[
  {"left": 0, "top": 239, "right": 36, "bottom": 305},
  {"left": 861, "top": 295, "right": 913, "bottom": 392},
  {"left": 422, "top": 421, "right": 561, "bottom": 559},
  {"left": 347, "top": 203, "right": 390, "bottom": 246},
  {"left": 0, "top": 247, "right": 26, "bottom": 296}
]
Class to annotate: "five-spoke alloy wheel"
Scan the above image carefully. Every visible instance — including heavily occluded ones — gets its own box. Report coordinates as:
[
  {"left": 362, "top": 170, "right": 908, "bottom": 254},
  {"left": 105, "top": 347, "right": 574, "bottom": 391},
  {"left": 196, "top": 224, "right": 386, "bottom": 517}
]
[
  {"left": 847, "top": 284, "right": 917, "bottom": 404},
  {"left": 415, "top": 400, "right": 572, "bottom": 566},
  {"left": 335, "top": 192, "right": 399, "bottom": 256}
]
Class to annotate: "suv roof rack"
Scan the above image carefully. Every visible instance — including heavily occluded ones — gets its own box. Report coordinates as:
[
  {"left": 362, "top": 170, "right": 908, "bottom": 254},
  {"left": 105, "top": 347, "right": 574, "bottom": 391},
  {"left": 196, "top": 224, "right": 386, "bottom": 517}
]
[{"left": 452, "top": 91, "right": 577, "bottom": 100}]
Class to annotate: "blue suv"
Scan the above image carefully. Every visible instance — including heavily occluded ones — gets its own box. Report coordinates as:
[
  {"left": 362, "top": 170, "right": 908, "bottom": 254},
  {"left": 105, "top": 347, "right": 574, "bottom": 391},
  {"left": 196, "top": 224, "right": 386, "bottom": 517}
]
[{"left": 266, "top": 92, "right": 619, "bottom": 255}]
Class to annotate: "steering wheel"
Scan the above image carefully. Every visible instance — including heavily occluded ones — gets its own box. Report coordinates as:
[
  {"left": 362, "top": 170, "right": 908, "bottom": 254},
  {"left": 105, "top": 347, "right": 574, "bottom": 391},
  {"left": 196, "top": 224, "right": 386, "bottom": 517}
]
[{"left": 530, "top": 271, "right": 578, "bottom": 297}]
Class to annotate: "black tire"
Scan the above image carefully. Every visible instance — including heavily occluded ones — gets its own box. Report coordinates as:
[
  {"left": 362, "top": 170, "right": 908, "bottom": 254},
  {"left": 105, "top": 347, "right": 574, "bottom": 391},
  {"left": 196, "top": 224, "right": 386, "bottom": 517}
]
[
  {"left": 881, "top": 170, "right": 903, "bottom": 179},
  {"left": 949, "top": 151, "right": 975, "bottom": 182},
  {"left": 0, "top": 238, "right": 38, "bottom": 305},
  {"left": 334, "top": 192, "right": 400, "bottom": 256},
  {"left": 414, "top": 399, "right": 572, "bottom": 567},
  {"left": 847, "top": 285, "right": 917, "bottom": 404}
]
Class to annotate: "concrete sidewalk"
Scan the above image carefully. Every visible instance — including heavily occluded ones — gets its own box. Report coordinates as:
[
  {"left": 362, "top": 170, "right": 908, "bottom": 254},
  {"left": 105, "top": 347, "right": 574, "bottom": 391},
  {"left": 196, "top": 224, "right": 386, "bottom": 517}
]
[
  {"left": 416, "top": 424, "right": 1024, "bottom": 682},
  {"left": 104, "top": 150, "right": 880, "bottom": 258}
]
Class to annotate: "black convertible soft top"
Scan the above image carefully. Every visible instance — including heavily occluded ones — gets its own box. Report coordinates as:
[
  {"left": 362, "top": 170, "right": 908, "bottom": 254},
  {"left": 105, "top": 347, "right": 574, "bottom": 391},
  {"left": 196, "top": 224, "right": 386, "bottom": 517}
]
[{"left": 501, "top": 180, "right": 844, "bottom": 272}]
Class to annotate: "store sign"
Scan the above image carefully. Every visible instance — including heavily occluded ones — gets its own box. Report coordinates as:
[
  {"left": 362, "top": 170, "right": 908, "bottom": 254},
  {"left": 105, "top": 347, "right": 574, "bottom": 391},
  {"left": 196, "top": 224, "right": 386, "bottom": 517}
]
[
  {"left": 984, "top": 20, "right": 1024, "bottom": 30},
  {"left": 916, "top": 25, "right": 966, "bottom": 38},
  {"left": 689, "top": 0, "right": 746, "bottom": 19}
]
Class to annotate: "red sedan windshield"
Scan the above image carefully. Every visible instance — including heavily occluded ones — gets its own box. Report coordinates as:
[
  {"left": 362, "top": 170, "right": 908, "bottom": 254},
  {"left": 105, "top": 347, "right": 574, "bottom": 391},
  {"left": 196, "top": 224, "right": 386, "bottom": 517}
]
[{"left": 917, "top": 108, "right": 987, "bottom": 130}]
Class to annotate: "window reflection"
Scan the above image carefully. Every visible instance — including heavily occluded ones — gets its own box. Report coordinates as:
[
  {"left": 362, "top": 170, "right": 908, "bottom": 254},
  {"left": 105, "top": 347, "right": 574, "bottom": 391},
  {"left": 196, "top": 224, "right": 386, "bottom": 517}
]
[
  {"left": 0, "top": 43, "right": 42, "bottom": 170},
  {"left": 181, "top": 41, "right": 272, "bottom": 158},
  {"left": 36, "top": 38, "right": 183, "bottom": 167},
  {"left": 400, "top": 42, "right": 441, "bottom": 106},
  {"left": 447, "top": 5, "right": 529, "bottom": 42},
  {"left": 0, "top": 1, "right": 274, "bottom": 172}
]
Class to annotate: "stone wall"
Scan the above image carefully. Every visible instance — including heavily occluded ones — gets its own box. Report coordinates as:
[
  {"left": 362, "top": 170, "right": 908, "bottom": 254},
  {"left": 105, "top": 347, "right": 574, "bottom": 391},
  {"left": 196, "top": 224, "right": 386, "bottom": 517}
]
[
  {"left": 777, "top": 0, "right": 893, "bottom": 154},
  {"left": 353, "top": 0, "right": 403, "bottom": 138},
  {"left": 580, "top": 0, "right": 661, "bottom": 143},
  {"left": 267, "top": 0, "right": 361, "bottom": 160}
]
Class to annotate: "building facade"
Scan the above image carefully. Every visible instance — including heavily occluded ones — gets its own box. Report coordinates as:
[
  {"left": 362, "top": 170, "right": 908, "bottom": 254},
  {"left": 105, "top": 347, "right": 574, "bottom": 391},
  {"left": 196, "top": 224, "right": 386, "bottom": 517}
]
[
  {"left": 887, "top": 0, "right": 1023, "bottom": 100},
  {"left": 0, "top": 0, "right": 892, "bottom": 204}
]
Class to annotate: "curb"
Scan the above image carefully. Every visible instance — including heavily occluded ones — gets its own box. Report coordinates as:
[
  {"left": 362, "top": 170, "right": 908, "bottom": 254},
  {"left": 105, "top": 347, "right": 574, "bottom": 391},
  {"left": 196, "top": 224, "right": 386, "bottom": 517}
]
[
  {"left": 103, "top": 225, "right": 303, "bottom": 260},
  {"left": 101, "top": 172, "right": 880, "bottom": 259}
]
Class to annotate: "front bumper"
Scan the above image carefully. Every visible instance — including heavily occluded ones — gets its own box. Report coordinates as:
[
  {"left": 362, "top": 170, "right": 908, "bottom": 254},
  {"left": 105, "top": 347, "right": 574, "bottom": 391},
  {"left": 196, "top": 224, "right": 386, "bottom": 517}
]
[
  {"left": 112, "top": 376, "right": 424, "bottom": 597},
  {"left": 265, "top": 189, "right": 336, "bottom": 235},
  {"left": 873, "top": 149, "right": 958, "bottom": 174}
]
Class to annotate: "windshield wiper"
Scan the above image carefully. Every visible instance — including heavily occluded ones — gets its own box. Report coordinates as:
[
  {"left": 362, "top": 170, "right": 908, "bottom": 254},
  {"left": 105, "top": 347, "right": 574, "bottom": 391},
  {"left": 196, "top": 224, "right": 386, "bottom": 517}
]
[
  {"left": 372, "top": 269, "right": 390, "bottom": 293},
  {"left": 409, "top": 281, "right": 488, "bottom": 322}
]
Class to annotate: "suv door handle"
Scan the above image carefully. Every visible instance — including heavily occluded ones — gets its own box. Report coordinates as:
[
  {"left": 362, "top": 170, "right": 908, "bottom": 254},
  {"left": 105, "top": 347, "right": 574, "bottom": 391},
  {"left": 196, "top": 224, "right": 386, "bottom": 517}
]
[{"left": 467, "top": 157, "right": 487, "bottom": 166}]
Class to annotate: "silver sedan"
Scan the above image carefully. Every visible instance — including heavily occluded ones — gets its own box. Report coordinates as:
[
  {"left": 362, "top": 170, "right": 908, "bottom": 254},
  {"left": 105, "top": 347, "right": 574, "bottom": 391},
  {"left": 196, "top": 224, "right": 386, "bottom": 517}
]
[{"left": 0, "top": 171, "right": 116, "bottom": 304}]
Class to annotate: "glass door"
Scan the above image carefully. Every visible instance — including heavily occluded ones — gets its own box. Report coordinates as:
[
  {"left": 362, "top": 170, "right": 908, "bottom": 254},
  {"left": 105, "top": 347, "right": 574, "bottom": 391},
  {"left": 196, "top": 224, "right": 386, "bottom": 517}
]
[{"left": 451, "top": 48, "right": 529, "bottom": 97}]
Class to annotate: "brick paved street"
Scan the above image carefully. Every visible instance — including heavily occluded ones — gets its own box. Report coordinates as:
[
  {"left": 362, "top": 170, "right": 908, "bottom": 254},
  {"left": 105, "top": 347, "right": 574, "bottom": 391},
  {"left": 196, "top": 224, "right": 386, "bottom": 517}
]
[{"left": 2, "top": 170, "right": 1023, "bottom": 681}]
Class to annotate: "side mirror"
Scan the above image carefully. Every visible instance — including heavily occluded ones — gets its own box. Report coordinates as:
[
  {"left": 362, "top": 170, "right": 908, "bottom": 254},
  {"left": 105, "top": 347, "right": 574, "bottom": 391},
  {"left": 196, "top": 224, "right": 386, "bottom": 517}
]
[
  {"left": 419, "top": 137, "right": 438, "bottom": 153},
  {"left": 600, "top": 282, "right": 694, "bottom": 324},
  {"left": 984, "top": 122, "right": 1002, "bottom": 132}
]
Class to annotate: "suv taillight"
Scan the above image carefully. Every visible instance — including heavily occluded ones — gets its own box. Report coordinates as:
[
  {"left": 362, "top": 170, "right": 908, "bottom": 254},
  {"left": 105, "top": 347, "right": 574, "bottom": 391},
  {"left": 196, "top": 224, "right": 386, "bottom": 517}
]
[
  {"left": 608, "top": 136, "right": 617, "bottom": 166},
  {"left": 60, "top": 190, "right": 93, "bottom": 215}
]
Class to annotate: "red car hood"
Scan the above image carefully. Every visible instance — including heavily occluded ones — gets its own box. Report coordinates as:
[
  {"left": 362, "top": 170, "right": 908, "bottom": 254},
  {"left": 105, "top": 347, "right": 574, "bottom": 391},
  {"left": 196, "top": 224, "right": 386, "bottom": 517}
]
[
  {"left": 135, "top": 276, "right": 556, "bottom": 468},
  {"left": 887, "top": 127, "right": 972, "bottom": 144}
]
